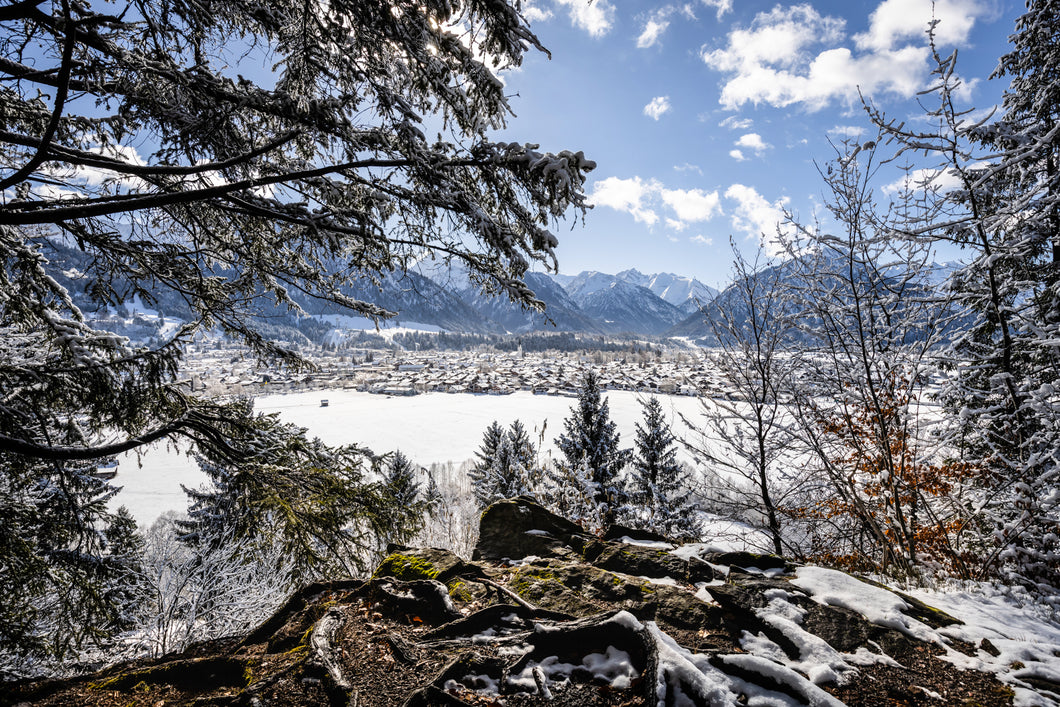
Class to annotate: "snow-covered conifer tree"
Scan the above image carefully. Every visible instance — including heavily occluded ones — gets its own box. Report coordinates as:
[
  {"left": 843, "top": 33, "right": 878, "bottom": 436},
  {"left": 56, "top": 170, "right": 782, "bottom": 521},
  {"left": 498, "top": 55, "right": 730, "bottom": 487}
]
[
  {"left": 555, "top": 372, "right": 629, "bottom": 527},
  {"left": 102, "top": 507, "right": 151, "bottom": 635},
  {"left": 860, "top": 9, "right": 1060, "bottom": 588},
  {"left": 469, "top": 419, "right": 543, "bottom": 508},
  {"left": 629, "top": 396, "right": 699, "bottom": 540},
  {"left": 0, "top": 456, "right": 143, "bottom": 674},
  {"left": 380, "top": 450, "right": 436, "bottom": 548},
  {"left": 469, "top": 421, "right": 506, "bottom": 508},
  {"left": 545, "top": 456, "right": 605, "bottom": 534}
]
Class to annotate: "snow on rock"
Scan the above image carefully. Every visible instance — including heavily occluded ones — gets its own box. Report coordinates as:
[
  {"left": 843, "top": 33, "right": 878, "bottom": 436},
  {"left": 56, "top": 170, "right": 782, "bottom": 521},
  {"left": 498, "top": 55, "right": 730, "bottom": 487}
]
[
  {"left": 747, "top": 587, "right": 859, "bottom": 687},
  {"left": 790, "top": 566, "right": 939, "bottom": 643},
  {"left": 718, "top": 653, "right": 847, "bottom": 706},
  {"left": 618, "top": 535, "right": 676, "bottom": 550},
  {"left": 508, "top": 646, "right": 640, "bottom": 692}
]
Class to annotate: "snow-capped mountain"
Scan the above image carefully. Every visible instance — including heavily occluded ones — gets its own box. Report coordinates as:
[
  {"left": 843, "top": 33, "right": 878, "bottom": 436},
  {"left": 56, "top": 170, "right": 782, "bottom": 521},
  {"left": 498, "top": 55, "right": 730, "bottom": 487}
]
[
  {"left": 457, "top": 271, "right": 603, "bottom": 334},
  {"left": 561, "top": 271, "right": 687, "bottom": 335},
  {"left": 617, "top": 269, "right": 719, "bottom": 314},
  {"left": 304, "top": 269, "right": 500, "bottom": 334}
]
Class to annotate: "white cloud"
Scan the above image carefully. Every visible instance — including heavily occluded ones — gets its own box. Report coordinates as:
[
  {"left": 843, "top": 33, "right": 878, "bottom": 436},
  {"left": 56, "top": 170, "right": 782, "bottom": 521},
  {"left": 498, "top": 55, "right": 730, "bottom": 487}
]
[
  {"left": 590, "top": 176, "right": 722, "bottom": 230},
  {"left": 735, "top": 133, "right": 770, "bottom": 154},
  {"left": 701, "top": 1, "right": 989, "bottom": 111},
  {"left": 636, "top": 5, "right": 697, "bottom": 48},
  {"left": 691, "top": 235, "right": 714, "bottom": 246},
  {"left": 724, "top": 184, "right": 791, "bottom": 254},
  {"left": 554, "top": 0, "right": 614, "bottom": 37},
  {"left": 43, "top": 143, "right": 150, "bottom": 193},
  {"left": 703, "top": 5, "right": 846, "bottom": 74},
  {"left": 729, "top": 149, "right": 746, "bottom": 161},
  {"left": 855, "top": 0, "right": 980, "bottom": 52},
  {"left": 674, "top": 162, "right": 703, "bottom": 175},
  {"left": 590, "top": 176, "right": 658, "bottom": 225},
  {"left": 719, "top": 116, "right": 753, "bottom": 130},
  {"left": 522, "top": 1, "right": 554, "bottom": 23},
  {"left": 637, "top": 18, "right": 670, "bottom": 48},
  {"left": 700, "top": 0, "right": 733, "bottom": 21},
  {"left": 661, "top": 187, "right": 722, "bottom": 222},
  {"left": 828, "top": 124, "right": 865, "bottom": 138},
  {"left": 644, "top": 95, "right": 672, "bottom": 120}
]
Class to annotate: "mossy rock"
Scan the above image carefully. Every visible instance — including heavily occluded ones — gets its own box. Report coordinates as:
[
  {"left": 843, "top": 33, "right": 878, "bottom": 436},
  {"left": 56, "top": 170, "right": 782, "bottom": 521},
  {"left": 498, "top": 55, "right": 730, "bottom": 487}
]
[
  {"left": 509, "top": 560, "right": 664, "bottom": 617},
  {"left": 510, "top": 565, "right": 599, "bottom": 616},
  {"left": 446, "top": 578, "right": 475, "bottom": 602},
  {"left": 374, "top": 547, "right": 472, "bottom": 584},
  {"left": 374, "top": 553, "right": 438, "bottom": 581},
  {"left": 587, "top": 540, "right": 714, "bottom": 584},
  {"left": 474, "top": 497, "right": 587, "bottom": 561}
]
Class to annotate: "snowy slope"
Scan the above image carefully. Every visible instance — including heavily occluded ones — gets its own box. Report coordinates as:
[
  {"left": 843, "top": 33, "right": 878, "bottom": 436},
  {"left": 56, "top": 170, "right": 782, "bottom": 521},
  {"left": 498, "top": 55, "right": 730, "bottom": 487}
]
[
  {"left": 618, "top": 269, "right": 719, "bottom": 314},
  {"left": 457, "top": 271, "right": 603, "bottom": 333},
  {"left": 563, "top": 271, "right": 687, "bottom": 335}
]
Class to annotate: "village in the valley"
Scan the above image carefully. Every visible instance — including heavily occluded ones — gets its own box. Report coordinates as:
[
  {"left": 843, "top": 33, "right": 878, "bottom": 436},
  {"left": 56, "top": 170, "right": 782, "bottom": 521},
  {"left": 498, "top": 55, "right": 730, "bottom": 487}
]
[{"left": 179, "top": 338, "right": 723, "bottom": 400}]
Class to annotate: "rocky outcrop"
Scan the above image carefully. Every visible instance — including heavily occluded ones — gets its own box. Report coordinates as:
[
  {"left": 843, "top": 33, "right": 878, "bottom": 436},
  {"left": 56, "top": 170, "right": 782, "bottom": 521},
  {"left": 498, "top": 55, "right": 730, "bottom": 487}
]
[{"left": 3, "top": 498, "right": 1043, "bottom": 706}]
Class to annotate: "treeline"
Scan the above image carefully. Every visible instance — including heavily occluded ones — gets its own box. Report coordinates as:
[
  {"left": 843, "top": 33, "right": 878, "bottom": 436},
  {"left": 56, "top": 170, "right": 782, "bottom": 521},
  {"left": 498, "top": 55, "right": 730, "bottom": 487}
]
[
  {"left": 388, "top": 330, "right": 668, "bottom": 354},
  {"left": 465, "top": 372, "right": 701, "bottom": 538}
]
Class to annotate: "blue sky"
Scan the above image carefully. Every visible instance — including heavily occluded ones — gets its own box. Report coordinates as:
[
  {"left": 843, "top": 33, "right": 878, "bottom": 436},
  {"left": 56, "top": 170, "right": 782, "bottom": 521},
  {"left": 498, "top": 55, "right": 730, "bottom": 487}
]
[{"left": 491, "top": 0, "right": 1023, "bottom": 288}]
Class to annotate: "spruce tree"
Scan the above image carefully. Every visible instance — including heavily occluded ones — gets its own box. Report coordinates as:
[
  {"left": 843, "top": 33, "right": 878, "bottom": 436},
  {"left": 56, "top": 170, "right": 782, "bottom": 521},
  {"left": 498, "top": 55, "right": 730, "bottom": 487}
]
[
  {"left": 179, "top": 456, "right": 241, "bottom": 554},
  {"left": 380, "top": 451, "right": 436, "bottom": 548},
  {"left": 469, "top": 419, "right": 542, "bottom": 508},
  {"left": 546, "top": 457, "right": 605, "bottom": 533},
  {"left": 102, "top": 507, "right": 151, "bottom": 634},
  {"left": 629, "top": 396, "right": 699, "bottom": 540},
  {"left": 0, "top": 455, "right": 140, "bottom": 670},
  {"left": 0, "top": 0, "right": 593, "bottom": 663},
  {"left": 469, "top": 421, "right": 506, "bottom": 507},
  {"left": 555, "top": 372, "right": 629, "bottom": 527},
  {"left": 507, "top": 420, "right": 537, "bottom": 479}
]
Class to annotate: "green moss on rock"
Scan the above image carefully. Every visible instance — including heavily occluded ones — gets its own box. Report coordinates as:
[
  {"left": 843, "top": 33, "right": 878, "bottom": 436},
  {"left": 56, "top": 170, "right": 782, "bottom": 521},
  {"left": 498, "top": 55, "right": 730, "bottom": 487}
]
[{"left": 374, "top": 553, "right": 440, "bottom": 581}]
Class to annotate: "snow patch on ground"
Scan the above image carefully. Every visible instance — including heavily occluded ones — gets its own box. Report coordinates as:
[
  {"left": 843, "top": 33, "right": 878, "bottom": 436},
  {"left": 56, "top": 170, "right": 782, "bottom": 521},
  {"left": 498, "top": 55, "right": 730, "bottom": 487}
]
[
  {"left": 316, "top": 315, "right": 445, "bottom": 339},
  {"left": 907, "top": 581, "right": 1060, "bottom": 706}
]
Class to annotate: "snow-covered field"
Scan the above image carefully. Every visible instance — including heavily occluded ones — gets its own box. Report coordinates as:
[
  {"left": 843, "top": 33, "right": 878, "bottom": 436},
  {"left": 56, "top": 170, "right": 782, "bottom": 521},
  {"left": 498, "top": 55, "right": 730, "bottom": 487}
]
[{"left": 114, "top": 390, "right": 715, "bottom": 525}]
